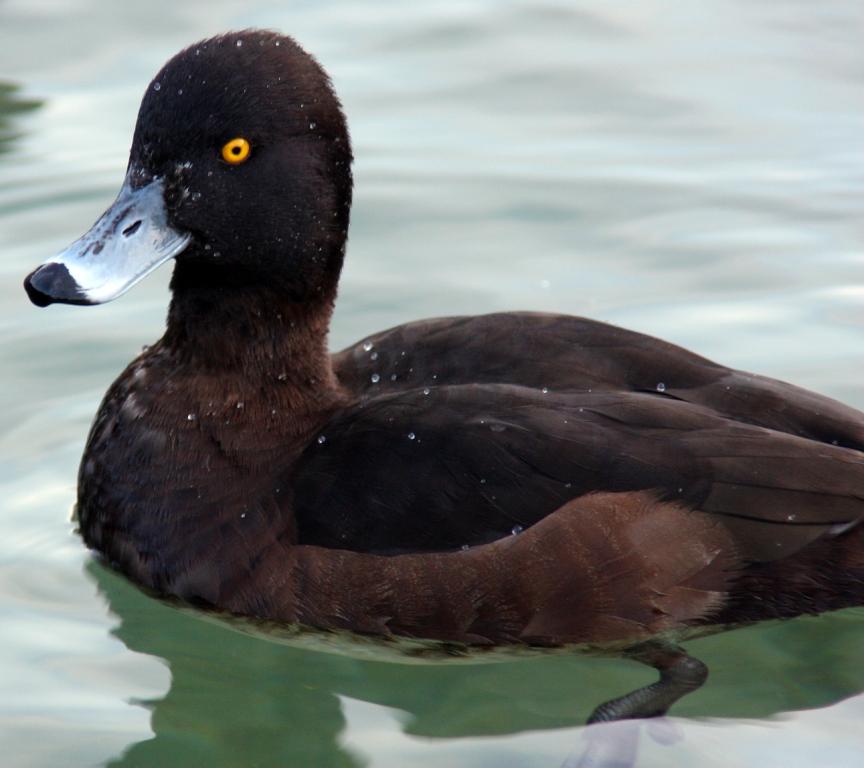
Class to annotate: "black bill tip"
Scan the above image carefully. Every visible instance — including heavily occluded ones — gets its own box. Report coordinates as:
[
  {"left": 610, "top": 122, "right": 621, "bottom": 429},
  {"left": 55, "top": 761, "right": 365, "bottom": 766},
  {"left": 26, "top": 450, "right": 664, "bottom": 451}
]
[{"left": 24, "top": 263, "right": 91, "bottom": 307}]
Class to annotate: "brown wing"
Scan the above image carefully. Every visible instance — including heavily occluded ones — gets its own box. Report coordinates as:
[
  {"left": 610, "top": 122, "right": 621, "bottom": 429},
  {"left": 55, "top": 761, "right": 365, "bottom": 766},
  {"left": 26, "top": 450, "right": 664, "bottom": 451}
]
[{"left": 293, "top": 381, "right": 864, "bottom": 560}]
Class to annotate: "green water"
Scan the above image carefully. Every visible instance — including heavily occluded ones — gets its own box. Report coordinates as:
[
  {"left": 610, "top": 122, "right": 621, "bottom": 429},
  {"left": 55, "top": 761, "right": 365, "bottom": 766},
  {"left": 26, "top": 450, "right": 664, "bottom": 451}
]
[{"left": 1, "top": 2, "right": 863, "bottom": 766}]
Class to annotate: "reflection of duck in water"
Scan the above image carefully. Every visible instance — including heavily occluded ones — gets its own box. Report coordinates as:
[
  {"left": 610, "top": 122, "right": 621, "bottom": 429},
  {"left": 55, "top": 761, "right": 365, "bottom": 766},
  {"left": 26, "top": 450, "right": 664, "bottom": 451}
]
[
  {"left": 92, "top": 559, "right": 864, "bottom": 768},
  {"left": 92, "top": 558, "right": 634, "bottom": 767},
  {"left": 26, "top": 30, "right": 864, "bottom": 721}
]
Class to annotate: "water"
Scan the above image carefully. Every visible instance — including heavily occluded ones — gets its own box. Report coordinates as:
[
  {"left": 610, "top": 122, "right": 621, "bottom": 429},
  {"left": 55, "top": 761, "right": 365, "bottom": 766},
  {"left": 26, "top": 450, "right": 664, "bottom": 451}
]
[{"left": 1, "top": 1, "right": 863, "bottom": 766}]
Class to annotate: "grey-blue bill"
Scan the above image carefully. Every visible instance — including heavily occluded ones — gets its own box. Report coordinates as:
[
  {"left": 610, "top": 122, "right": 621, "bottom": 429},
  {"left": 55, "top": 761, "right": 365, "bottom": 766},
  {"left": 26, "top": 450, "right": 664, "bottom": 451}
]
[{"left": 24, "top": 173, "right": 191, "bottom": 307}]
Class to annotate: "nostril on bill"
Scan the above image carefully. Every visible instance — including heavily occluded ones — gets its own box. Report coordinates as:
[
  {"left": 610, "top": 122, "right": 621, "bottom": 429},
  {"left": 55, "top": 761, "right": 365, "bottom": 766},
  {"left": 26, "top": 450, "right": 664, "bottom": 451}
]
[{"left": 122, "top": 220, "right": 143, "bottom": 237}]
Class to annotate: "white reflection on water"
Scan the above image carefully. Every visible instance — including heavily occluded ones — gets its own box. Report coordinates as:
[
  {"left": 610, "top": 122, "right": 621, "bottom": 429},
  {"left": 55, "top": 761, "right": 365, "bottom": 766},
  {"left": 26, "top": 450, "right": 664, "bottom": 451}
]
[{"left": 340, "top": 693, "right": 864, "bottom": 768}]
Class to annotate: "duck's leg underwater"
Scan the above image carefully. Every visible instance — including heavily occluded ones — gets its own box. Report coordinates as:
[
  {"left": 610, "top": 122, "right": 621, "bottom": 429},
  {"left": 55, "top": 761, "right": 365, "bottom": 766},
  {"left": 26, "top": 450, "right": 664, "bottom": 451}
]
[{"left": 587, "top": 640, "right": 707, "bottom": 723}]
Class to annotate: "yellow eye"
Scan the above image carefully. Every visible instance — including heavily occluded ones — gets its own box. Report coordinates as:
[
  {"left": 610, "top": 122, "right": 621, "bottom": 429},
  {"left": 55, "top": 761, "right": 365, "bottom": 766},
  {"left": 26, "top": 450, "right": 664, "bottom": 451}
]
[{"left": 221, "top": 137, "right": 251, "bottom": 165}]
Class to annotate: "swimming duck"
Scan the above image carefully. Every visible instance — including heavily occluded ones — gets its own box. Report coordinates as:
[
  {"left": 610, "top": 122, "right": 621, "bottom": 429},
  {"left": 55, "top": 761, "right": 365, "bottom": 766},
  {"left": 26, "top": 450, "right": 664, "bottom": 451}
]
[{"left": 23, "top": 30, "right": 864, "bottom": 721}]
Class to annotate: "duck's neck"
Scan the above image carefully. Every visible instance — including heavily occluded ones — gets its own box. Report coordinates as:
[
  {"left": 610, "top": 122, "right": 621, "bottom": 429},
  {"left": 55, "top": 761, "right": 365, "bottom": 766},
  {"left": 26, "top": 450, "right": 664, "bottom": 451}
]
[{"left": 163, "top": 261, "right": 341, "bottom": 400}]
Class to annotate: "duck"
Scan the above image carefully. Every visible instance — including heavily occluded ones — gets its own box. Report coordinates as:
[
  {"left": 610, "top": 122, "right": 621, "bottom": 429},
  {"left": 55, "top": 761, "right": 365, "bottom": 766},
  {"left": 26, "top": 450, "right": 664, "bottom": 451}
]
[{"left": 23, "top": 29, "right": 864, "bottom": 721}]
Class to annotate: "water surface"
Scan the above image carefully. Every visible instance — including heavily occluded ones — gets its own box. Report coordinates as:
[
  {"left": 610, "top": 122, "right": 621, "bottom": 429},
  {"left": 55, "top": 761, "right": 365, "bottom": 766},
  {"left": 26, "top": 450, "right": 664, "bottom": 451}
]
[{"left": 1, "top": 1, "right": 863, "bottom": 766}]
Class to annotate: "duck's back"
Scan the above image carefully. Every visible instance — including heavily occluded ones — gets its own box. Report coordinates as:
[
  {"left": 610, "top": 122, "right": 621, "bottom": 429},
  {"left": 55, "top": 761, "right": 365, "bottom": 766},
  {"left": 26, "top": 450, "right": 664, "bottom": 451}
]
[
  {"left": 291, "top": 312, "right": 864, "bottom": 560},
  {"left": 333, "top": 312, "right": 864, "bottom": 447}
]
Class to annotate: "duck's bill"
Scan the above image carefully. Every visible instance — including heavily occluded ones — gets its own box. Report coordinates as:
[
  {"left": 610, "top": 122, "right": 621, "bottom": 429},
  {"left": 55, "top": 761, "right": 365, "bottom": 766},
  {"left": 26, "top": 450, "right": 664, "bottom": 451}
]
[{"left": 23, "top": 174, "right": 191, "bottom": 307}]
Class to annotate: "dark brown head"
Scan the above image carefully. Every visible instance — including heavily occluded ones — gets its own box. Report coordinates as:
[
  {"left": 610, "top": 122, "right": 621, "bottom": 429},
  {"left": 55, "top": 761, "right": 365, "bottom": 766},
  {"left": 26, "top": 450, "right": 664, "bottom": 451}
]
[{"left": 24, "top": 30, "right": 353, "bottom": 308}]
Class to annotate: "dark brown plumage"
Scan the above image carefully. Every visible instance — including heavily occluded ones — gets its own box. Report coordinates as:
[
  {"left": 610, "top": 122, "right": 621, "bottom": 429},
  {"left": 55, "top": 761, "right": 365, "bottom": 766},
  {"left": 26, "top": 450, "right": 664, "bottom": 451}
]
[{"left": 23, "top": 31, "right": 864, "bottom": 659}]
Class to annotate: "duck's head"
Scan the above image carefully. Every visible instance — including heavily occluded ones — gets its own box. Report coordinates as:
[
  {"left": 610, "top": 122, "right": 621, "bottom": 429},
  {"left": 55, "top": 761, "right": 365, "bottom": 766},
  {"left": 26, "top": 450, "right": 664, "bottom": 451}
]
[{"left": 24, "top": 30, "right": 352, "bottom": 309}]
